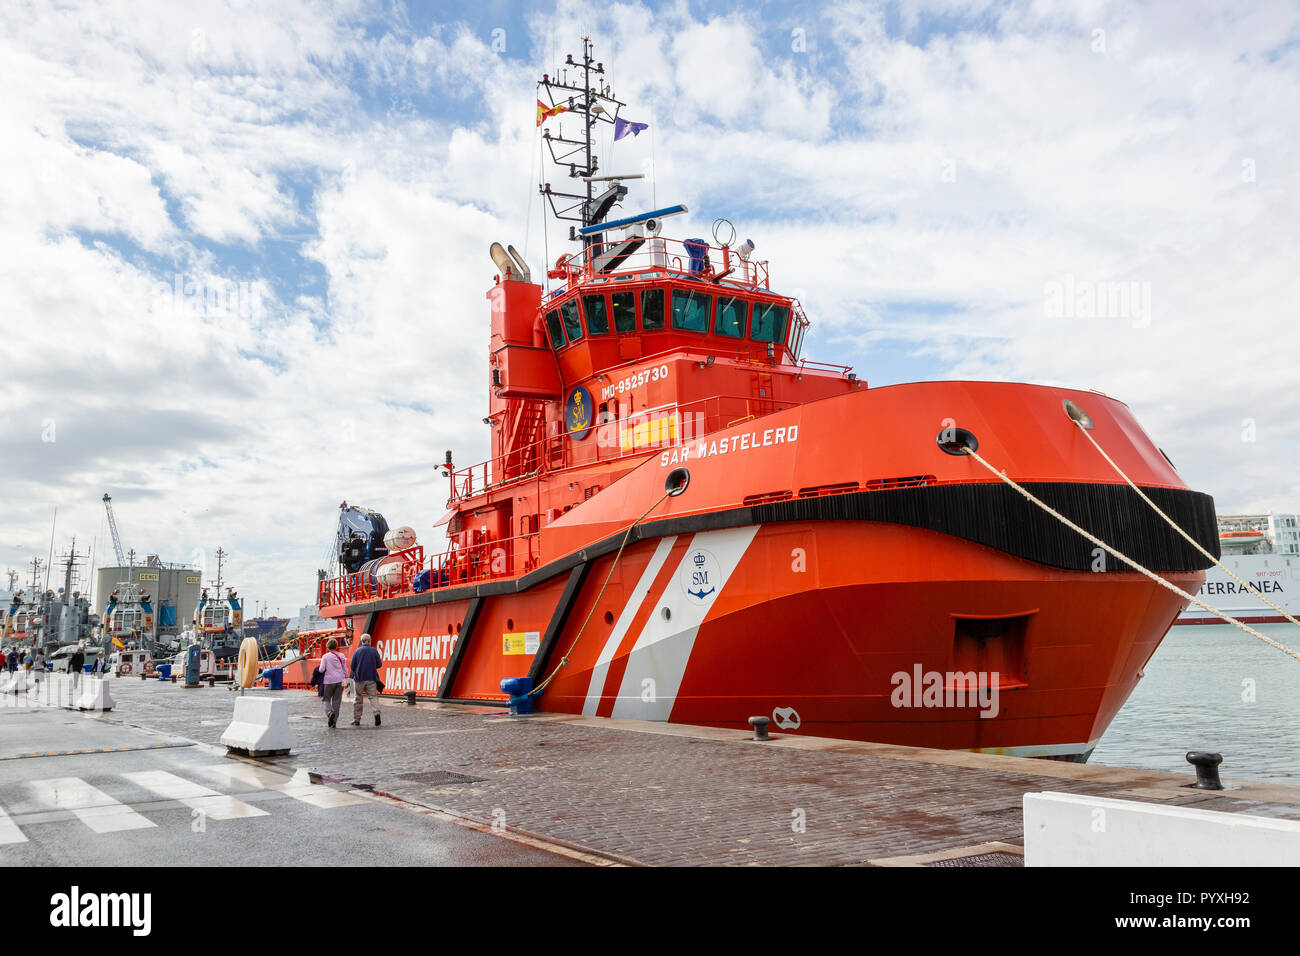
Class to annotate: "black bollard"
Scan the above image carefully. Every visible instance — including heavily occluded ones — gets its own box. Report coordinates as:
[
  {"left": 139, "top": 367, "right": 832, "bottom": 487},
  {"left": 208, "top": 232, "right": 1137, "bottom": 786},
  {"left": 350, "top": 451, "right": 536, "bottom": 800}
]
[
  {"left": 404, "top": 691, "right": 417, "bottom": 705},
  {"left": 748, "top": 716, "right": 770, "bottom": 741},
  {"left": 1186, "top": 751, "right": 1225, "bottom": 790}
]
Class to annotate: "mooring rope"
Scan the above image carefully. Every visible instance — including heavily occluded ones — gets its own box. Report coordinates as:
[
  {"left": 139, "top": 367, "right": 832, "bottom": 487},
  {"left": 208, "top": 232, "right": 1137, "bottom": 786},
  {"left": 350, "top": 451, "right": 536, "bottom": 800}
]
[
  {"left": 529, "top": 487, "right": 676, "bottom": 697},
  {"left": 962, "top": 445, "right": 1300, "bottom": 663},
  {"left": 1071, "top": 417, "right": 1300, "bottom": 633}
]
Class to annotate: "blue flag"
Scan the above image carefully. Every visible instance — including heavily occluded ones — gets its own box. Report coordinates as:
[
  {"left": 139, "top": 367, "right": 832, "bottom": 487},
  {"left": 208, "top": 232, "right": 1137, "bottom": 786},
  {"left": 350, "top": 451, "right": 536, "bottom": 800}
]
[{"left": 614, "top": 117, "right": 649, "bottom": 141}]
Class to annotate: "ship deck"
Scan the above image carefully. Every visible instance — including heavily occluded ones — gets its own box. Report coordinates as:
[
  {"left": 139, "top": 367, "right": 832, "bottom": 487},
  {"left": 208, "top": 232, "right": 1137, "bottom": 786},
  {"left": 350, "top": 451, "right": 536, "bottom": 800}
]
[{"left": 89, "top": 679, "right": 1300, "bottom": 866}]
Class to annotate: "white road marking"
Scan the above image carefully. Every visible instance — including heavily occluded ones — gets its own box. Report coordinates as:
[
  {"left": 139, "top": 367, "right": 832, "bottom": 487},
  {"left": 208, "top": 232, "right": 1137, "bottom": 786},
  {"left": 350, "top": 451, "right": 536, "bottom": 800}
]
[
  {"left": 0, "top": 804, "right": 27, "bottom": 844},
  {"left": 193, "top": 763, "right": 368, "bottom": 809},
  {"left": 27, "top": 777, "right": 155, "bottom": 834},
  {"left": 122, "top": 770, "right": 268, "bottom": 820}
]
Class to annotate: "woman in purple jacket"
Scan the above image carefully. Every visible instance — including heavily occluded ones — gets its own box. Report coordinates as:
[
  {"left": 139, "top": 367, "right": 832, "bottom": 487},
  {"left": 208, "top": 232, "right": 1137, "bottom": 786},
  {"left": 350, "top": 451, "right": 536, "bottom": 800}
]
[{"left": 319, "top": 638, "right": 349, "bottom": 729}]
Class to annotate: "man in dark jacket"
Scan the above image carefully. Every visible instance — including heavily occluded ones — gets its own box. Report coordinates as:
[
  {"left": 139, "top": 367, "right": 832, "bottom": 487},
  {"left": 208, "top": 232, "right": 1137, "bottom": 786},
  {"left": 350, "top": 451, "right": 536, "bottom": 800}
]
[
  {"left": 69, "top": 645, "right": 85, "bottom": 690},
  {"left": 349, "top": 633, "right": 383, "bottom": 727}
]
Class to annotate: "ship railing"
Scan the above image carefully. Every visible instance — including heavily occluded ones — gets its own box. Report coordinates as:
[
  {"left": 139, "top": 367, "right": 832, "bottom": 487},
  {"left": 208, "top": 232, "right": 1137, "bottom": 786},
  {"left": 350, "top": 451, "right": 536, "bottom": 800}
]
[
  {"left": 555, "top": 236, "right": 772, "bottom": 290},
  {"left": 325, "top": 475, "right": 1037, "bottom": 608},
  {"left": 445, "top": 390, "right": 807, "bottom": 505},
  {"left": 319, "top": 535, "right": 540, "bottom": 607},
  {"left": 317, "top": 545, "right": 425, "bottom": 608}
]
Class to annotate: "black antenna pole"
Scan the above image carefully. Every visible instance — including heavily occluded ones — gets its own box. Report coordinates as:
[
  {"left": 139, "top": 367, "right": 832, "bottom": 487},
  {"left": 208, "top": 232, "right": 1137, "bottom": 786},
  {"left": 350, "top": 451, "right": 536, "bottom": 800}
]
[{"left": 583, "top": 36, "right": 593, "bottom": 226}]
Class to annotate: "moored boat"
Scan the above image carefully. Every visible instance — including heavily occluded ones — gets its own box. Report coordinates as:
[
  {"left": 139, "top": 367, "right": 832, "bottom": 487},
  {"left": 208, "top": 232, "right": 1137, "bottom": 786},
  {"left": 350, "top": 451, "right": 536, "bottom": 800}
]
[{"left": 299, "top": 40, "right": 1219, "bottom": 762}]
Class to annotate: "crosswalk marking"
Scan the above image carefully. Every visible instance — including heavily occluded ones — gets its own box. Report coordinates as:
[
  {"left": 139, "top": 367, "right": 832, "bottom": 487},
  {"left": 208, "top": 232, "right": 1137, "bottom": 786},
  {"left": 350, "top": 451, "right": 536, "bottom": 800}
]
[
  {"left": 0, "top": 805, "right": 27, "bottom": 845},
  {"left": 121, "top": 771, "right": 269, "bottom": 820},
  {"left": 194, "top": 763, "right": 368, "bottom": 809},
  {"left": 27, "top": 777, "right": 155, "bottom": 834}
]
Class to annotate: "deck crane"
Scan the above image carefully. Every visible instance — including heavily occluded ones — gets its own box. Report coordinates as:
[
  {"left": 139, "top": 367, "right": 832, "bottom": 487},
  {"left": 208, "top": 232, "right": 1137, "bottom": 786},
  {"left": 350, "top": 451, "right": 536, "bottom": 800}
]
[{"left": 102, "top": 493, "right": 127, "bottom": 567}]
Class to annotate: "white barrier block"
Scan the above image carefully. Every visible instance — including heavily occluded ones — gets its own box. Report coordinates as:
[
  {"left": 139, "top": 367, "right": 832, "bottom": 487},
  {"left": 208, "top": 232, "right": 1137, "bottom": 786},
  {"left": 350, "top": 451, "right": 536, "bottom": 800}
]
[
  {"left": 1024, "top": 791, "right": 1300, "bottom": 866},
  {"left": 77, "top": 677, "right": 115, "bottom": 713},
  {"left": 220, "top": 696, "right": 296, "bottom": 756},
  {"left": 6, "top": 671, "right": 27, "bottom": 695}
]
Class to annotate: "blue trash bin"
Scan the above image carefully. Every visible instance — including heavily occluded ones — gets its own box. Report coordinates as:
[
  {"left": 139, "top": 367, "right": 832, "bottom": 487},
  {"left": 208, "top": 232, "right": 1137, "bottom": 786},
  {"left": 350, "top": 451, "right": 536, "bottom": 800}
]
[
  {"left": 265, "top": 668, "right": 283, "bottom": 691},
  {"left": 83, "top": 663, "right": 94, "bottom": 674},
  {"left": 157, "top": 664, "right": 172, "bottom": 680}
]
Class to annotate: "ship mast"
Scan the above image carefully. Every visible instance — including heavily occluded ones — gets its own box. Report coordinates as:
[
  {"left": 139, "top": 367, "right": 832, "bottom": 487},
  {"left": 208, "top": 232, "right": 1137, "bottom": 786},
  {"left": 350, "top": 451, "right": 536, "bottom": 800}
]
[
  {"left": 27, "top": 557, "right": 43, "bottom": 591},
  {"left": 538, "top": 37, "right": 630, "bottom": 252}
]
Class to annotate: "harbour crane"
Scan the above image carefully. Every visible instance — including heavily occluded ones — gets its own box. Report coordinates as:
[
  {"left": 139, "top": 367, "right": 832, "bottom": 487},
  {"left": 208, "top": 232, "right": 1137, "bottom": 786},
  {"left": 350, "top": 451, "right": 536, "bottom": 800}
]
[{"left": 102, "top": 493, "right": 127, "bottom": 567}]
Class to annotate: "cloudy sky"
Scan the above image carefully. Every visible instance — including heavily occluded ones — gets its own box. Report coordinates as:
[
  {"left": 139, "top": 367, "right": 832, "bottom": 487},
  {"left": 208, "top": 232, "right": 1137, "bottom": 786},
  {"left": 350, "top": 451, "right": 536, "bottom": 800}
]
[{"left": 2, "top": 0, "right": 1298, "bottom": 616}]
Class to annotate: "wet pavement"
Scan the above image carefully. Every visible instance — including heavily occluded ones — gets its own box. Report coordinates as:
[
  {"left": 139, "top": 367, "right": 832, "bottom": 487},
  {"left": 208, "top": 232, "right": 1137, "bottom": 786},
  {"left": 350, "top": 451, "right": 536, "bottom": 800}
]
[
  {"left": 6, "top": 674, "right": 1300, "bottom": 866},
  {"left": 0, "top": 686, "right": 583, "bottom": 867}
]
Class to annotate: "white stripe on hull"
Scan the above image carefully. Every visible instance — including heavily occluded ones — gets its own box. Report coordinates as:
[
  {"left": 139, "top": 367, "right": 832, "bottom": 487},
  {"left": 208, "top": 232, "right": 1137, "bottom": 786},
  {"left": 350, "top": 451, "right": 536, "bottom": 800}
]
[
  {"left": 581, "top": 536, "right": 678, "bottom": 716},
  {"left": 611, "top": 526, "right": 761, "bottom": 721}
]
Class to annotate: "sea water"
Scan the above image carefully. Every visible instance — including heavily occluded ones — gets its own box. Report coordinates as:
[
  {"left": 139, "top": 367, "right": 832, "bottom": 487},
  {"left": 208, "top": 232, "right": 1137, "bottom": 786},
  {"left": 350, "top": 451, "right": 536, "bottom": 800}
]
[{"left": 1091, "top": 623, "right": 1300, "bottom": 782}]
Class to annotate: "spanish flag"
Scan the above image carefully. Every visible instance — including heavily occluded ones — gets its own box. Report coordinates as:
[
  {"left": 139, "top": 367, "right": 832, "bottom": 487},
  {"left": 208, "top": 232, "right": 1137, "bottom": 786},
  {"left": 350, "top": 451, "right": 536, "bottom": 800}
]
[
  {"left": 112, "top": 636, "right": 125, "bottom": 650},
  {"left": 536, "top": 99, "right": 568, "bottom": 127}
]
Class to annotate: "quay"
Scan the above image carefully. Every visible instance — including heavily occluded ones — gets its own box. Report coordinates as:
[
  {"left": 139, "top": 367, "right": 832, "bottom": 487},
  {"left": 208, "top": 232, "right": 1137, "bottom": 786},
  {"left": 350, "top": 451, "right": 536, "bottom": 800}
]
[{"left": 57, "top": 678, "right": 1300, "bottom": 866}]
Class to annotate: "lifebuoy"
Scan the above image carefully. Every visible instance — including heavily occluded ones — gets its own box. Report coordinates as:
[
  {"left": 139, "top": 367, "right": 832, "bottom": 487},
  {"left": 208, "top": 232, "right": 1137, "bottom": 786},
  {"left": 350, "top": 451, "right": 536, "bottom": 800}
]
[
  {"left": 120, "top": 662, "right": 133, "bottom": 676},
  {"left": 235, "top": 637, "right": 260, "bottom": 688},
  {"left": 143, "top": 660, "right": 157, "bottom": 676}
]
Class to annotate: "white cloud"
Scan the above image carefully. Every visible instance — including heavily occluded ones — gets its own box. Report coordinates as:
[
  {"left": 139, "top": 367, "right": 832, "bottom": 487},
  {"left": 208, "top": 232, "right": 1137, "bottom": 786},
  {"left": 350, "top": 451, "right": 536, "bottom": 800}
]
[{"left": 4, "top": 0, "right": 1300, "bottom": 617}]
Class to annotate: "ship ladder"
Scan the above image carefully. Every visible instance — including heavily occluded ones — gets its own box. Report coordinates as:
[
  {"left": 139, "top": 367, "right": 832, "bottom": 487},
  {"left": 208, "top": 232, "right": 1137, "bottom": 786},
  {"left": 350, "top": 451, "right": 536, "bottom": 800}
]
[{"left": 958, "top": 426, "right": 1300, "bottom": 664}]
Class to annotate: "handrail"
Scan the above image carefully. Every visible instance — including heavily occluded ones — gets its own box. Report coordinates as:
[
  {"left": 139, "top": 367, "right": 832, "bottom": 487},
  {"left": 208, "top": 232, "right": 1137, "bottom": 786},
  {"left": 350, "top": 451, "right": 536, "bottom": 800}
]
[
  {"left": 557, "top": 235, "right": 772, "bottom": 291},
  {"left": 318, "top": 474, "right": 1031, "bottom": 608},
  {"left": 445, "top": 391, "right": 804, "bottom": 504}
]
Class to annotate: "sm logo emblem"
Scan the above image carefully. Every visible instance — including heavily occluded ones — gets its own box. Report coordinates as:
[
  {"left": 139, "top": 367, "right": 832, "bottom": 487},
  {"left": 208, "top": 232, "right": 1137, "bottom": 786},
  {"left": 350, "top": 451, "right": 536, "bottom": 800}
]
[
  {"left": 566, "top": 386, "right": 594, "bottom": 440},
  {"left": 681, "top": 549, "right": 721, "bottom": 604}
]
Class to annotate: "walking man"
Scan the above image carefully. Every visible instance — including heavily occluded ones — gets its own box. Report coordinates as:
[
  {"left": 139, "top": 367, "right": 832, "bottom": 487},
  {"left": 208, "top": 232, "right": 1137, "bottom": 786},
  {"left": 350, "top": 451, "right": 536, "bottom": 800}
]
[
  {"left": 350, "top": 633, "right": 383, "bottom": 727},
  {"left": 69, "top": 644, "right": 85, "bottom": 692},
  {"left": 319, "top": 638, "right": 348, "bottom": 729}
]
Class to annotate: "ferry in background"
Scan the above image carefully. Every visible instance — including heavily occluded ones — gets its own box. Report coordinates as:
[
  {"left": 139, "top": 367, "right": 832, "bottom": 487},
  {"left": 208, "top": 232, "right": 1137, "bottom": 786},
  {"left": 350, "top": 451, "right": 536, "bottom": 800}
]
[{"left": 1177, "top": 513, "right": 1300, "bottom": 625}]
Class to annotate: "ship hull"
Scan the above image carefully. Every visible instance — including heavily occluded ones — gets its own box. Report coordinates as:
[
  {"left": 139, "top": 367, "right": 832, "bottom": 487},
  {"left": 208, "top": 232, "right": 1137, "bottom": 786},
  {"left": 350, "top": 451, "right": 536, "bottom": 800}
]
[
  {"left": 1174, "top": 551, "right": 1300, "bottom": 625},
  {"left": 302, "top": 519, "right": 1200, "bottom": 761},
  {"left": 312, "top": 381, "right": 1215, "bottom": 760}
]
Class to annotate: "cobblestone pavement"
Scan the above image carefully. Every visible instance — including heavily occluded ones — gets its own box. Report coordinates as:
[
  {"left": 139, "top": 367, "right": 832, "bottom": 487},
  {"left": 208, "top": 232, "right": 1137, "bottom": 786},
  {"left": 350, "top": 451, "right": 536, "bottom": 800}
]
[{"left": 85, "top": 677, "right": 1300, "bottom": 866}]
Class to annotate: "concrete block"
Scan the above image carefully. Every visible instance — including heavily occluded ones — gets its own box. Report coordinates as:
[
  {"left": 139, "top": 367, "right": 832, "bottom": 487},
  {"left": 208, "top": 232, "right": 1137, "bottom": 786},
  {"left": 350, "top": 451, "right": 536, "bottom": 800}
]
[
  {"left": 77, "top": 677, "right": 115, "bottom": 713},
  {"left": 1024, "top": 790, "right": 1300, "bottom": 866},
  {"left": 220, "top": 695, "right": 295, "bottom": 756}
]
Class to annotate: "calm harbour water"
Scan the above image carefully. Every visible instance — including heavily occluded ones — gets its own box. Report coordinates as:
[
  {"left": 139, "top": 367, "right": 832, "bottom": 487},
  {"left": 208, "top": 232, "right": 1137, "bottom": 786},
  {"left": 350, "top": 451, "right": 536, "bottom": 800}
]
[{"left": 1090, "top": 623, "right": 1300, "bottom": 783}]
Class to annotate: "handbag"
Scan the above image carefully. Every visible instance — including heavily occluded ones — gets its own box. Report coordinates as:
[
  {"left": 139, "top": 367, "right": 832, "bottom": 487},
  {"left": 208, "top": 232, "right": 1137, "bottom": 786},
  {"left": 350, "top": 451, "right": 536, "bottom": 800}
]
[{"left": 376, "top": 679, "right": 385, "bottom": 693}]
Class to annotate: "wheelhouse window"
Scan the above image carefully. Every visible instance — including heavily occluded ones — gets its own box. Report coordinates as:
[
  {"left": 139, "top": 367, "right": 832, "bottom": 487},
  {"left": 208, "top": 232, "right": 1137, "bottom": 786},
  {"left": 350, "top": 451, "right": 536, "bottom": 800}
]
[
  {"left": 715, "top": 296, "right": 748, "bottom": 338},
  {"left": 672, "top": 289, "right": 712, "bottom": 332},
  {"left": 560, "top": 299, "right": 583, "bottom": 343},
  {"left": 751, "top": 302, "right": 790, "bottom": 343},
  {"left": 202, "top": 606, "right": 228, "bottom": 629},
  {"left": 116, "top": 609, "right": 139, "bottom": 629},
  {"left": 544, "top": 309, "right": 565, "bottom": 349},
  {"left": 611, "top": 290, "right": 636, "bottom": 332},
  {"left": 641, "top": 288, "right": 665, "bottom": 330},
  {"left": 583, "top": 294, "right": 609, "bottom": 335}
]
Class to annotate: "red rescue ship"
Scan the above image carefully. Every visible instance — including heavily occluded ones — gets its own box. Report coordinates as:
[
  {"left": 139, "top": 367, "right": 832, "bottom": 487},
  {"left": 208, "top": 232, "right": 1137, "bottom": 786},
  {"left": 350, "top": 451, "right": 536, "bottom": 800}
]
[{"left": 301, "top": 40, "right": 1218, "bottom": 761}]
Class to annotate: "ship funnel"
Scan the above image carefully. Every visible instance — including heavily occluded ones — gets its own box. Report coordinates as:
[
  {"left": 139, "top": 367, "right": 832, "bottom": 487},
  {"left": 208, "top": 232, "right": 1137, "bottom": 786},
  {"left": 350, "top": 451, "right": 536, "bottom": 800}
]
[
  {"left": 506, "top": 244, "right": 532, "bottom": 282},
  {"left": 489, "top": 242, "right": 516, "bottom": 279}
]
